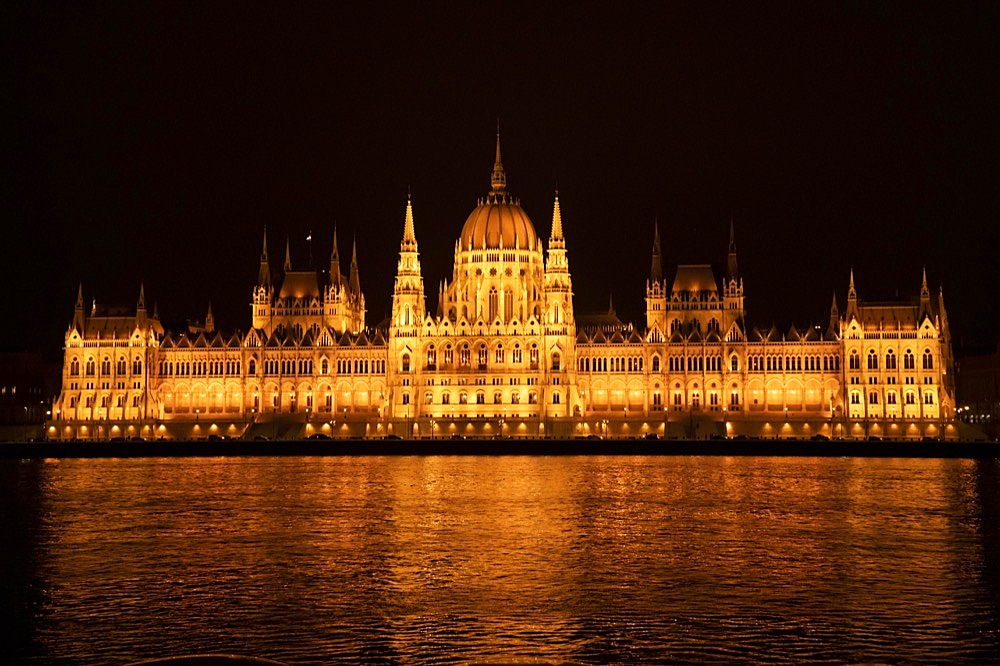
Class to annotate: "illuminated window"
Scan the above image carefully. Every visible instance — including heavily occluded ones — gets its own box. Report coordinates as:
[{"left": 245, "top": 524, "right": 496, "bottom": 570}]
[
  {"left": 551, "top": 352, "right": 561, "bottom": 371},
  {"left": 885, "top": 350, "right": 897, "bottom": 370},
  {"left": 849, "top": 351, "right": 860, "bottom": 370},
  {"left": 552, "top": 392, "right": 560, "bottom": 404},
  {"left": 904, "top": 350, "right": 915, "bottom": 370},
  {"left": 850, "top": 392, "right": 861, "bottom": 405},
  {"left": 867, "top": 351, "right": 878, "bottom": 371},
  {"left": 922, "top": 350, "right": 934, "bottom": 370},
  {"left": 923, "top": 391, "right": 934, "bottom": 405},
  {"left": 460, "top": 345, "right": 470, "bottom": 365},
  {"left": 402, "top": 393, "right": 410, "bottom": 405},
  {"left": 495, "top": 346, "right": 504, "bottom": 364},
  {"left": 401, "top": 354, "right": 410, "bottom": 372}
]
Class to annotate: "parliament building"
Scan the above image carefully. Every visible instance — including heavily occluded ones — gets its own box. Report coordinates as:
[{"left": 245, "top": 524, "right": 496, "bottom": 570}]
[{"left": 48, "top": 135, "right": 959, "bottom": 441}]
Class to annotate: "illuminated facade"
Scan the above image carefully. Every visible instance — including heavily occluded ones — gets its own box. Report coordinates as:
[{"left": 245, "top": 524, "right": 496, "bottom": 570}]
[{"left": 48, "top": 135, "right": 958, "bottom": 441}]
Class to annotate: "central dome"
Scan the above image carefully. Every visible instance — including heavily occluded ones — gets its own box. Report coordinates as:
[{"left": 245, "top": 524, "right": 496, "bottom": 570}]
[
  {"left": 460, "top": 195, "right": 538, "bottom": 251},
  {"left": 458, "top": 132, "right": 538, "bottom": 251}
]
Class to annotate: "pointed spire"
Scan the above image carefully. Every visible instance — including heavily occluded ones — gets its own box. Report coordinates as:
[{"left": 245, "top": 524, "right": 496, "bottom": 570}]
[
  {"left": 921, "top": 266, "right": 930, "bottom": 296},
  {"left": 403, "top": 190, "right": 417, "bottom": 245},
  {"left": 349, "top": 236, "right": 361, "bottom": 295},
  {"left": 608, "top": 292, "right": 616, "bottom": 316},
  {"left": 650, "top": 222, "right": 663, "bottom": 283},
  {"left": 137, "top": 283, "right": 146, "bottom": 311},
  {"left": 848, "top": 268, "right": 856, "bottom": 299},
  {"left": 205, "top": 302, "right": 215, "bottom": 333},
  {"left": 258, "top": 228, "right": 271, "bottom": 286},
  {"left": 727, "top": 216, "right": 739, "bottom": 280},
  {"left": 283, "top": 238, "right": 292, "bottom": 272},
  {"left": 829, "top": 291, "right": 839, "bottom": 331},
  {"left": 329, "top": 225, "right": 341, "bottom": 286},
  {"left": 550, "top": 190, "right": 564, "bottom": 242},
  {"left": 76, "top": 283, "right": 84, "bottom": 309},
  {"left": 491, "top": 121, "right": 507, "bottom": 193}
]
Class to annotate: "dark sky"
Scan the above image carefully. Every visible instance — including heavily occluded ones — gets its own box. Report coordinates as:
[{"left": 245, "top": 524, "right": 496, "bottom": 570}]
[{"left": 5, "top": 1, "right": 999, "bottom": 359}]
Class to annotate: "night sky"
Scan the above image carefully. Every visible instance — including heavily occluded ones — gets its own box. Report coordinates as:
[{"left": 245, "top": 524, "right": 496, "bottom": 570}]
[{"left": 6, "top": 2, "right": 999, "bottom": 359}]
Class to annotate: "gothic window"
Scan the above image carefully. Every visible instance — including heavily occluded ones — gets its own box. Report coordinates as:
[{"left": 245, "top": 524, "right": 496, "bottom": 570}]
[
  {"left": 495, "top": 345, "right": 504, "bottom": 364},
  {"left": 512, "top": 391, "right": 520, "bottom": 404},
  {"left": 512, "top": 347, "right": 522, "bottom": 364},
  {"left": 729, "top": 390, "right": 739, "bottom": 406},
  {"left": 116, "top": 357, "right": 126, "bottom": 375},
  {"left": 478, "top": 345, "right": 488, "bottom": 367},
  {"left": 529, "top": 391, "right": 538, "bottom": 404},
  {"left": 867, "top": 351, "right": 878, "bottom": 370},
  {"left": 552, "top": 392, "right": 560, "bottom": 404},
  {"left": 489, "top": 287, "right": 499, "bottom": 321},
  {"left": 248, "top": 359, "right": 256, "bottom": 374},
  {"left": 459, "top": 392, "right": 468, "bottom": 405},
  {"left": 885, "top": 350, "right": 896, "bottom": 370},
  {"left": 652, "top": 355, "right": 660, "bottom": 372},
  {"left": 86, "top": 358, "right": 96, "bottom": 376},
  {"left": 442, "top": 393, "right": 450, "bottom": 405},
  {"left": 476, "top": 392, "right": 485, "bottom": 404},
  {"left": 321, "top": 359, "right": 329, "bottom": 374},
  {"left": 426, "top": 346, "right": 437, "bottom": 368},
  {"left": 551, "top": 351, "right": 561, "bottom": 371},
  {"left": 444, "top": 345, "right": 454, "bottom": 365},
  {"left": 402, "top": 393, "right": 410, "bottom": 405},
  {"left": 530, "top": 346, "right": 539, "bottom": 368},
  {"left": 460, "top": 344, "right": 470, "bottom": 365},
  {"left": 869, "top": 391, "right": 879, "bottom": 404},
  {"left": 494, "top": 392, "right": 502, "bottom": 404},
  {"left": 101, "top": 357, "right": 111, "bottom": 375},
  {"left": 922, "top": 349, "right": 934, "bottom": 370},
  {"left": 401, "top": 353, "right": 411, "bottom": 372},
  {"left": 424, "top": 391, "right": 433, "bottom": 405},
  {"left": 670, "top": 319, "right": 681, "bottom": 334},
  {"left": 905, "top": 391, "right": 915, "bottom": 405},
  {"left": 904, "top": 350, "right": 915, "bottom": 370},
  {"left": 850, "top": 391, "right": 861, "bottom": 405},
  {"left": 887, "top": 392, "right": 897, "bottom": 405},
  {"left": 923, "top": 391, "right": 934, "bottom": 405},
  {"left": 731, "top": 356, "right": 738, "bottom": 372},
  {"left": 71, "top": 358, "right": 80, "bottom": 376},
  {"left": 849, "top": 351, "right": 860, "bottom": 370}
]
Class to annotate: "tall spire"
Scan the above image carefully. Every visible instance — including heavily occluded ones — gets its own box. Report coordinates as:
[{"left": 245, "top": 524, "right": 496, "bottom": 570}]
[
  {"left": 650, "top": 222, "right": 663, "bottom": 283},
  {"left": 550, "top": 190, "right": 564, "bottom": 242},
  {"left": 258, "top": 228, "right": 271, "bottom": 286},
  {"left": 349, "top": 237, "right": 361, "bottom": 295},
  {"left": 283, "top": 237, "right": 292, "bottom": 272},
  {"left": 921, "top": 266, "right": 930, "bottom": 297},
  {"left": 848, "top": 268, "right": 856, "bottom": 299},
  {"left": 403, "top": 190, "right": 417, "bottom": 245},
  {"left": 205, "top": 302, "right": 215, "bottom": 333},
  {"left": 727, "top": 215, "right": 739, "bottom": 280},
  {"left": 491, "top": 121, "right": 507, "bottom": 193},
  {"left": 329, "top": 225, "right": 341, "bottom": 286}
]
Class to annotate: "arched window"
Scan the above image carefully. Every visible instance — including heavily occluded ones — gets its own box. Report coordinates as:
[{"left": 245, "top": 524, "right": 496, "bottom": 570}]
[
  {"left": 652, "top": 355, "right": 660, "bottom": 372},
  {"left": 321, "top": 359, "right": 329, "bottom": 374},
  {"left": 116, "top": 357, "right": 126, "bottom": 374},
  {"left": 70, "top": 358, "right": 80, "bottom": 376},
  {"left": 551, "top": 351, "right": 561, "bottom": 371},
  {"left": 459, "top": 392, "right": 468, "bottom": 404},
  {"left": 101, "top": 357, "right": 111, "bottom": 375},
  {"left": 552, "top": 392, "right": 560, "bottom": 404},
  {"left": 489, "top": 287, "right": 499, "bottom": 321},
  {"left": 248, "top": 359, "right": 256, "bottom": 374},
  {"left": 476, "top": 392, "right": 485, "bottom": 404},
  {"left": 86, "top": 357, "right": 96, "bottom": 376},
  {"left": 495, "top": 345, "right": 504, "bottom": 364},
  {"left": 494, "top": 392, "right": 502, "bottom": 404},
  {"left": 904, "top": 350, "right": 915, "bottom": 370},
  {"left": 426, "top": 345, "right": 437, "bottom": 368},
  {"left": 867, "top": 351, "right": 878, "bottom": 370},
  {"left": 922, "top": 349, "right": 934, "bottom": 370},
  {"left": 885, "top": 350, "right": 897, "bottom": 370},
  {"left": 731, "top": 356, "right": 739, "bottom": 372},
  {"left": 849, "top": 351, "right": 860, "bottom": 370},
  {"left": 401, "top": 353, "right": 411, "bottom": 372}
]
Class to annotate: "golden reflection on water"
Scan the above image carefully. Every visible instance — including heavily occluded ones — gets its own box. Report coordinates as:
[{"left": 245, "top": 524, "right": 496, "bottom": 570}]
[{"left": 11, "top": 456, "right": 1000, "bottom": 664}]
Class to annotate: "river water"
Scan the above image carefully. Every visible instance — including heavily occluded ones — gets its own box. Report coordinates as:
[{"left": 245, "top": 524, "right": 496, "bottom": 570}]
[{"left": 2, "top": 455, "right": 999, "bottom": 664}]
